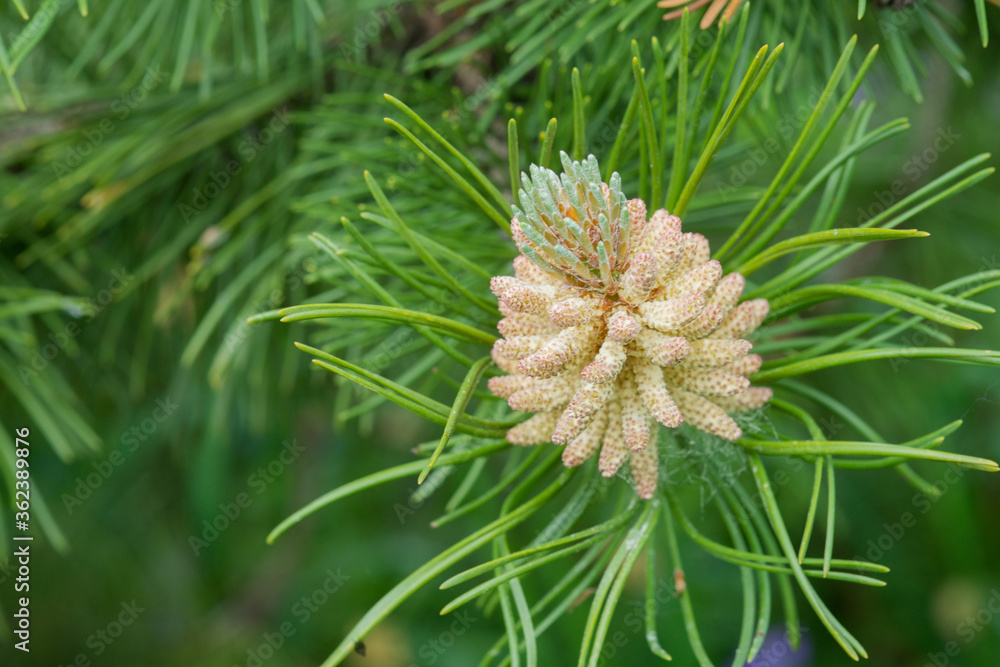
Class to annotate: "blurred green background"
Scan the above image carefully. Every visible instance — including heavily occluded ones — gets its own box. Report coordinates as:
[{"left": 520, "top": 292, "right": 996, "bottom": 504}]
[{"left": 1, "top": 1, "right": 999, "bottom": 666}]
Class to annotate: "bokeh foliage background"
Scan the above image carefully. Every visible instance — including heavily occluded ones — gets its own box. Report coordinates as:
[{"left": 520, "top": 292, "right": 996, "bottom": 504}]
[{"left": 1, "top": 0, "right": 999, "bottom": 665}]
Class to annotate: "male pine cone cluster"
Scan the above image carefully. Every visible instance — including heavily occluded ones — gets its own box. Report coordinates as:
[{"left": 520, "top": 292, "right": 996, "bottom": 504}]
[
  {"left": 660, "top": 0, "right": 915, "bottom": 31},
  {"left": 488, "top": 153, "right": 771, "bottom": 499}
]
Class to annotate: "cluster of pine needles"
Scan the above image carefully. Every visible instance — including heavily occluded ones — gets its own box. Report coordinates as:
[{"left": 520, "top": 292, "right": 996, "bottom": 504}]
[{"left": 2, "top": 1, "right": 999, "bottom": 665}]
